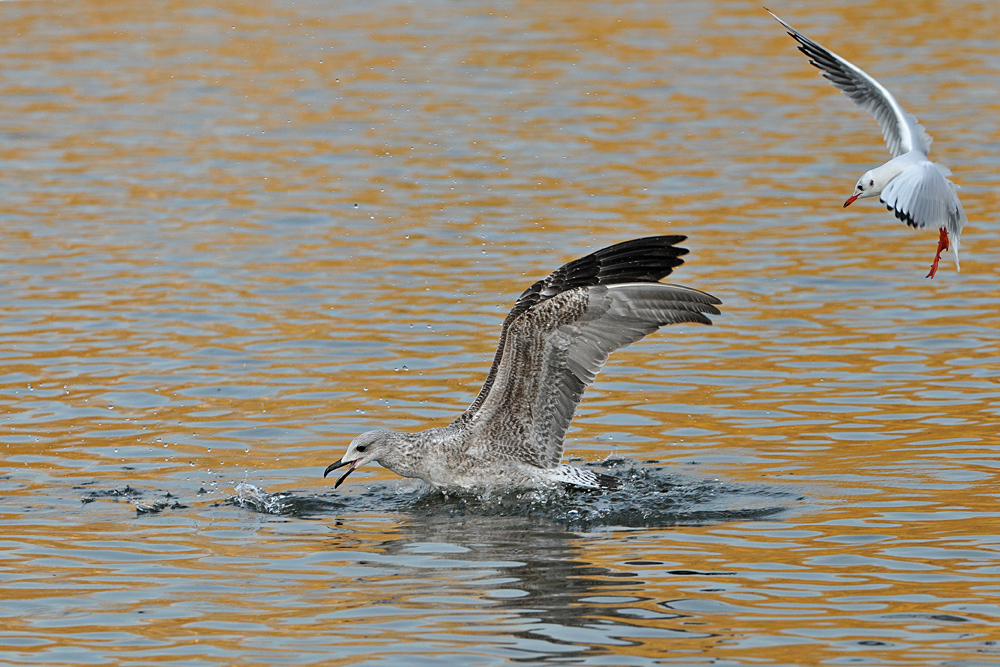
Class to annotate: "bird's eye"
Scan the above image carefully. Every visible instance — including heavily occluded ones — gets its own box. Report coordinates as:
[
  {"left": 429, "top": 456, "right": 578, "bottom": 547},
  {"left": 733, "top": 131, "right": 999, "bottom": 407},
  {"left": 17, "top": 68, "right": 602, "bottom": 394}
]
[
  {"left": 858, "top": 185, "right": 864, "bottom": 191},
  {"left": 356, "top": 445, "right": 367, "bottom": 453}
]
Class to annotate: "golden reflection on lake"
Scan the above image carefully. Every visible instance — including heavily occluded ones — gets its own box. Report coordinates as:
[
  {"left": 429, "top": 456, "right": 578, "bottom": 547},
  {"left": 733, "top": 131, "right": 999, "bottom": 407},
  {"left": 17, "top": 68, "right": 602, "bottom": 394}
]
[{"left": 1, "top": 0, "right": 999, "bottom": 664}]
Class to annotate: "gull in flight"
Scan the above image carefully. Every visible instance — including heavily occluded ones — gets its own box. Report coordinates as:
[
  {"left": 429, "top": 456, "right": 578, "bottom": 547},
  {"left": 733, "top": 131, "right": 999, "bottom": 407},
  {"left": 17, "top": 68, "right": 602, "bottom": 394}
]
[
  {"left": 769, "top": 9, "right": 967, "bottom": 278},
  {"left": 325, "top": 236, "right": 721, "bottom": 492}
]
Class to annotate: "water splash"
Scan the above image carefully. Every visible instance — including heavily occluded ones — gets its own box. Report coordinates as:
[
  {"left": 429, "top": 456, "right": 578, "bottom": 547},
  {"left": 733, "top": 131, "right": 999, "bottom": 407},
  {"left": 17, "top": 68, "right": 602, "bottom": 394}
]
[
  {"left": 132, "top": 499, "right": 186, "bottom": 515},
  {"left": 231, "top": 482, "right": 293, "bottom": 514},
  {"left": 408, "top": 462, "right": 798, "bottom": 529},
  {"left": 80, "top": 485, "right": 141, "bottom": 504},
  {"left": 80, "top": 485, "right": 187, "bottom": 515},
  {"left": 230, "top": 463, "right": 800, "bottom": 527}
]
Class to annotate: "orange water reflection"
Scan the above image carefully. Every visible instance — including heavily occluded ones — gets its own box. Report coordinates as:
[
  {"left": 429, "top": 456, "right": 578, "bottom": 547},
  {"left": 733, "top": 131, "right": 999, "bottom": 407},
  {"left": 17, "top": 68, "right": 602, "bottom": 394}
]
[{"left": 1, "top": 0, "right": 999, "bottom": 664}]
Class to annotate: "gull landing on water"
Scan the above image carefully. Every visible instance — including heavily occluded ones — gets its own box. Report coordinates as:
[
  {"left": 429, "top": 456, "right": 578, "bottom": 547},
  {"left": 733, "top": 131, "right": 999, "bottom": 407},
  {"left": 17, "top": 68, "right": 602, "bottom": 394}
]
[
  {"left": 768, "top": 9, "right": 967, "bottom": 278},
  {"left": 324, "top": 236, "right": 721, "bottom": 492}
]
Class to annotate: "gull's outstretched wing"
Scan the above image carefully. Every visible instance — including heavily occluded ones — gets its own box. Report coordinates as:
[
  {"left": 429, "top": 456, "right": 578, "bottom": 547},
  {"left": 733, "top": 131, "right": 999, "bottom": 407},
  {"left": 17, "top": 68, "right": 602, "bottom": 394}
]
[
  {"left": 460, "top": 274, "right": 720, "bottom": 468},
  {"left": 769, "top": 9, "right": 932, "bottom": 157},
  {"left": 459, "top": 235, "right": 691, "bottom": 419}
]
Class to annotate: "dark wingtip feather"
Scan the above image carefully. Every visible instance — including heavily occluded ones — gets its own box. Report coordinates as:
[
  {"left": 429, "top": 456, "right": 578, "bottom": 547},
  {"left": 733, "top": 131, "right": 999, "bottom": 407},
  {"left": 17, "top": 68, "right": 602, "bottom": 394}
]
[
  {"left": 461, "top": 235, "right": 708, "bottom": 419},
  {"left": 589, "top": 235, "right": 689, "bottom": 285},
  {"left": 515, "top": 235, "right": 692, "bottom": 316},
  {"left": 887, "top": 202, "right": 919, "bottom": 229}
]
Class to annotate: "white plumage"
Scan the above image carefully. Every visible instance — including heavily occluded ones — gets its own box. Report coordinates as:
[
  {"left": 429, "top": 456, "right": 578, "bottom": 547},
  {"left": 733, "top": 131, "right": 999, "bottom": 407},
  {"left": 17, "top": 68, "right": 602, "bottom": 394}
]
[{"left": 769, "top": 10, "right": 967, "bottom": 278}]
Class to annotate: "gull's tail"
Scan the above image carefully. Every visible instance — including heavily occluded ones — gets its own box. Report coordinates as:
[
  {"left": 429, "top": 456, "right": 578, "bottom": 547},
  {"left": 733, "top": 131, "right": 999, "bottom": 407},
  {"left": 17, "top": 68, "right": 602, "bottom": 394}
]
[{"left": 542, "top": 464, "right": 620, "bottom": 490}]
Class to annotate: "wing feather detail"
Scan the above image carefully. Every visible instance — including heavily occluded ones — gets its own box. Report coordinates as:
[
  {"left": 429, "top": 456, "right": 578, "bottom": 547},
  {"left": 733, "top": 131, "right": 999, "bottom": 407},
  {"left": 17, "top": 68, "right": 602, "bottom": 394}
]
[
  {"left": 880, "top": 161, "right": 966, "bottom": 240},
  {"left": 463, "top": 282, "right": 721, "bottom": 468},
  {"left": 768, "top": 10, "right": 932, "bottom": 157},
  {"left": 459, "top": 236, "right": 691, "bottom": 419}
]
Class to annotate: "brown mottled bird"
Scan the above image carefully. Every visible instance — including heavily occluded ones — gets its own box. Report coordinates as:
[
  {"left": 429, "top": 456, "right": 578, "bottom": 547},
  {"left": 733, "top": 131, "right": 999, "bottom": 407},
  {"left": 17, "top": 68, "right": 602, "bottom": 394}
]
[{"left": 325, "top": 236, "right": 721, "bottom": 492}]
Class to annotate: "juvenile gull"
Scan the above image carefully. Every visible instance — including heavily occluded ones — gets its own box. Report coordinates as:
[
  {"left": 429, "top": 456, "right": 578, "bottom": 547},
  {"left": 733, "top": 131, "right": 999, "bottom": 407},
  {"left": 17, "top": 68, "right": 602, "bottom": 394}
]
[
  {"left": 768, "top": 10, "right": 967, "bottom": 278},
  {"left": 325, "top": 236, "right": 721, "bottom": 492}
]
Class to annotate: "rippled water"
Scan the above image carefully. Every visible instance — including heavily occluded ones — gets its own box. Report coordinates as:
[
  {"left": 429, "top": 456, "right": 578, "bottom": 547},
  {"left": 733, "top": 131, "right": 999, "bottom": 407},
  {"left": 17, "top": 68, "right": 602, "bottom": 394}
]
[{"left": 2, "top": 0, "right": 1000, "bottom": 664}]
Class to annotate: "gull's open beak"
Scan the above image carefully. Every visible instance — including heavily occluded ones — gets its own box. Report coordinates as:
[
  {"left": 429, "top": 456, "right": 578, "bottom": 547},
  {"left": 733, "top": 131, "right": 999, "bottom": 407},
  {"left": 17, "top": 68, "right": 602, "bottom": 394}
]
[
  {"left": 843, "top": 193, "right": 860, "bottom": 207},
  {"left": 324, "top": 458, "right": 360, "bottom": 489}
]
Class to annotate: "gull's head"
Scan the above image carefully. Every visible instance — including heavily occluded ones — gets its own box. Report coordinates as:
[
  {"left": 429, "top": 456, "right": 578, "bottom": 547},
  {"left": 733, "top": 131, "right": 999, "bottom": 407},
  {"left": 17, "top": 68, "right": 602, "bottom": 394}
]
[
  {"left": 324, "top": 430, "right": 393, "bottom": 489},
  {"left": 845, "top": 170, "right": 880, "bottom": 207}
]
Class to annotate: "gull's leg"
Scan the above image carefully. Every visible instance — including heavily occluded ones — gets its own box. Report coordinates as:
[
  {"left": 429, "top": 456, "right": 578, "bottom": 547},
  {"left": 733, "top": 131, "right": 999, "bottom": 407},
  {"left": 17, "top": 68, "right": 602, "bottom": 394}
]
[{"left": 926, "top": 227, "right": 950, "bottom": 279}]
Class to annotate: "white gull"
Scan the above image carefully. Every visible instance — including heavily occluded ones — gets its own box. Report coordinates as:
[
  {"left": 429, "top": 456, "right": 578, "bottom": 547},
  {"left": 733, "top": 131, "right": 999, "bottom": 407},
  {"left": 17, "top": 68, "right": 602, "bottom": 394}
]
[
  {"left": 769, "top": 9, "right": 967, "bottom": 278},
  {"left": 325, "top": 236, "right": 721, "bottom": 492}
]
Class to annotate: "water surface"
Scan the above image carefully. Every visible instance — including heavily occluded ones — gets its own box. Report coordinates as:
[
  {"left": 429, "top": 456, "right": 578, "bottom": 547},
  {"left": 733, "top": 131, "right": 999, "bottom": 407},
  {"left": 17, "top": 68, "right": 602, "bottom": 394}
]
[{"left": 2, "top": 0, "right": 1000, "bottom": 664}]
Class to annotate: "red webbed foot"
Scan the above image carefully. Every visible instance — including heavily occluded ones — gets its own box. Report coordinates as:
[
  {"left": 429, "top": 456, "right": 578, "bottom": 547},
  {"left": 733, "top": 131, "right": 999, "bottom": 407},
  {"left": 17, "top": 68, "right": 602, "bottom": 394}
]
[{"left": 926, "top": 227, "right": 950, "bottom": 279}]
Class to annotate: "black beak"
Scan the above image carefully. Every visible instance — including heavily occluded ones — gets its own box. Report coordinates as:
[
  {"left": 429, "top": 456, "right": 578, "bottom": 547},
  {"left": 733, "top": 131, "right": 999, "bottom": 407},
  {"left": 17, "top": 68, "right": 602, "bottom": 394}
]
[{"left": 323, "top": 458, "right": 359, "bottom": 489}]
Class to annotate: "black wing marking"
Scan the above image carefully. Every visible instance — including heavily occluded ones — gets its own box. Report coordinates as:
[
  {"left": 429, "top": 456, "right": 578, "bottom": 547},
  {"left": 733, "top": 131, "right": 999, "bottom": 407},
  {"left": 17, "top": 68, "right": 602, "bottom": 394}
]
[{"left": 457, "top": 235, "right": 691, "bottom": 421}]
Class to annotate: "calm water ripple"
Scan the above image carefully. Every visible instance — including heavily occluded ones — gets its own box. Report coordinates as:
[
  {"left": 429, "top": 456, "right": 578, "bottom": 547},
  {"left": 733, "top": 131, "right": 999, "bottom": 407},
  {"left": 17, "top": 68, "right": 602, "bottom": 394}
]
[{"left": 2, "top": 0, "right": 1000, "bottom": 665}]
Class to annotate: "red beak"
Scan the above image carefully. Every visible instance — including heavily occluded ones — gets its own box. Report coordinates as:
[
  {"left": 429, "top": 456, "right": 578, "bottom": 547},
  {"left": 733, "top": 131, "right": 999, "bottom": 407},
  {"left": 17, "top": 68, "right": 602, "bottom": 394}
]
[{"left": 844, "top": 193, "right": 860, "bottom": 207}]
